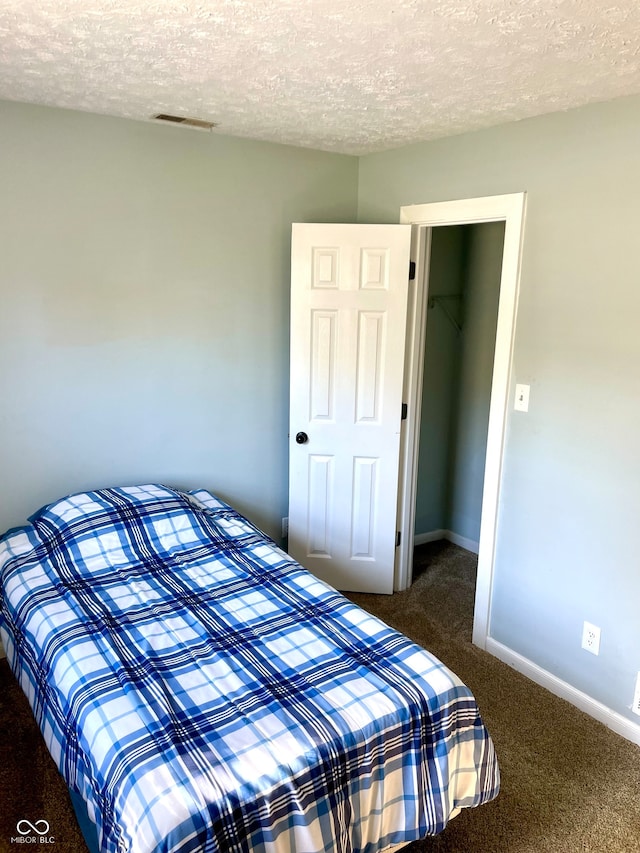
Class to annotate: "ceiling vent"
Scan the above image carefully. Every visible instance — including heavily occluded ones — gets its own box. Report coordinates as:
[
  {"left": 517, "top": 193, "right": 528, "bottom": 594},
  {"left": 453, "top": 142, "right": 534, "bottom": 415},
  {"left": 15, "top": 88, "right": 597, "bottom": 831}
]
[{"left": 152, "top": 114, "right": 217, "bottom": 131}]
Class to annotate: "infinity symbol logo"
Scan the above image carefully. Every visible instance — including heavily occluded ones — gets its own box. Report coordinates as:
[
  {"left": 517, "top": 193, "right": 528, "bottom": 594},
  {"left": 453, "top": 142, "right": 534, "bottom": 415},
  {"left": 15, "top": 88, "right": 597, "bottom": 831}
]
[{"left": 16, "top": 819, "right": 50, "bottom": 836}]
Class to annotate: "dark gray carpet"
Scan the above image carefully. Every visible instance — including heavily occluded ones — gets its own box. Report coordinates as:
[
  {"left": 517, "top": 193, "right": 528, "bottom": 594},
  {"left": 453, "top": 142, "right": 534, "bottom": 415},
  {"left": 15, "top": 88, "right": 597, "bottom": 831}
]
[
  {"left": 0, "top": 662, "right": 89, "bottom": 852},
  {"left": 1, "top": 539, "right": 639, "bottom": 852}
]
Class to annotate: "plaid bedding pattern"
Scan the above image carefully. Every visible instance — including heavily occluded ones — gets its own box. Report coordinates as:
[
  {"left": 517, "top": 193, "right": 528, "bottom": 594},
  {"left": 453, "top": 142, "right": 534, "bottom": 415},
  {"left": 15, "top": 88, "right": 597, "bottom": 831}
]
[{"left": 0, "top": 485, "right": 499, "bottom": 853}]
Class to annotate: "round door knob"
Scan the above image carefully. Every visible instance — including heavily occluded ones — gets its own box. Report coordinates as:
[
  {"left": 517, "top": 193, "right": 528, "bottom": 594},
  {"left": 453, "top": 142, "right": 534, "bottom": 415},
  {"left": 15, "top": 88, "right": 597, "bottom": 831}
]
[{"left": 295, "top": 431, "right": 309, "bottom": 444}]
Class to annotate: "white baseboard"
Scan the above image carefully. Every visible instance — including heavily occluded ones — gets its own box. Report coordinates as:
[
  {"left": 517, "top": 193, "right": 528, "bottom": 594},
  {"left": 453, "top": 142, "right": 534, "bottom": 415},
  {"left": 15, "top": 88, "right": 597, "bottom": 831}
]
[
  {"left": 446, "top": 530, "right": 480, "bottom": 554},
  {"left": 414, "top": 529, "right": 479, "bottom": 555},
  {"left": 414, "top": 529, "right": 447, "bottom": 546},
  {"left": 486, "top": 637, "right": 640, "bottom": 747}
]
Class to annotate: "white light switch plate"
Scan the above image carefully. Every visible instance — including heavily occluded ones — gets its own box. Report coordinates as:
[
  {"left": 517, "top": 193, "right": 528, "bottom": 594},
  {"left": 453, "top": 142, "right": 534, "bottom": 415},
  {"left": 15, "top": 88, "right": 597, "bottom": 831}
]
[{"left": 514, "top": 383, "right": 530, "bottom": 412}]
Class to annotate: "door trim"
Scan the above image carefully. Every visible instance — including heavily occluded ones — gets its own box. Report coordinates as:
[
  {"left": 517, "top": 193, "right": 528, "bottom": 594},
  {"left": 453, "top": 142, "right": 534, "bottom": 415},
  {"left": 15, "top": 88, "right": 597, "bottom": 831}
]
[{"left": 396, "top": 193, "right": 526, "bottom": 649}]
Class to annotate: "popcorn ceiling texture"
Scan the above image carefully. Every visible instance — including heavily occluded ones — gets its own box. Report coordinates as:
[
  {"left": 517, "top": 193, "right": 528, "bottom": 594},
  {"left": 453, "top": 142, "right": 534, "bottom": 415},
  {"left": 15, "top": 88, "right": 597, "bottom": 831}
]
[{"left": 1, "top": 0, "right": 640, "bottom": 154}]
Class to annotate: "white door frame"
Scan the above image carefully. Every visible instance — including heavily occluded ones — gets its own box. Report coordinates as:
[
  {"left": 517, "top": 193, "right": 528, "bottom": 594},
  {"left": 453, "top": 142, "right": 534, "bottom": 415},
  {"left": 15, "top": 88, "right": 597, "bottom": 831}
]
[{"left": 396, "top": 193, "right": 527, "bottom": 649}]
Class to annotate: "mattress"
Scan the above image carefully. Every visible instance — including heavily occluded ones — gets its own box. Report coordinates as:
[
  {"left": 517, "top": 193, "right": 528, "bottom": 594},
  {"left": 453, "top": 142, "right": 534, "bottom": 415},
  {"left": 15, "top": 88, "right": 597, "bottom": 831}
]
[{"left": 0, "top": 484, "right": 499, "bottom": 853}]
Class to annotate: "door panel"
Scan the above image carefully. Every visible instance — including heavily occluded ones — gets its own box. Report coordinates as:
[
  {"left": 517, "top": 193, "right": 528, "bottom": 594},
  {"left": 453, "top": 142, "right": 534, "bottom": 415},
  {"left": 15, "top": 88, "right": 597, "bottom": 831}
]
[
  {"left": 310, "top": 311, "right": 337, "bottom": 420},
  {"left": 308, "top": 454, "right": 333, "bottom": 557},
  {"left": 289, "top": 223, "right": 411, "bottom": 593},
  {"left": 355, "top": 311, "right": 385, "bottom": 423},
  {"left": 351, "top": 456, "right": 378, "bottom": 559}
]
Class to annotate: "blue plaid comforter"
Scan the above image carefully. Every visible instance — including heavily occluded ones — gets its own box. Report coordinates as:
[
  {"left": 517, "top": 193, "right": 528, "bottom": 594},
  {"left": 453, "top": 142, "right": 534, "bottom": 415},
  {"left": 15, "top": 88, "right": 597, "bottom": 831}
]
[{"left": 0, "top": 485, "right": 499, "bottom": 853}]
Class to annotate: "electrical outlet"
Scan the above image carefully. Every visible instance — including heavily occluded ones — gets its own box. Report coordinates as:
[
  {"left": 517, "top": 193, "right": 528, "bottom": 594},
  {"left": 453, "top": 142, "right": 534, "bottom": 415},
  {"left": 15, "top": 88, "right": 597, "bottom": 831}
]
[
  {"left": 581, "top": 621, "right": 601, "bottom": 656},
  {"left": 281, "top": 517, "right": 289, "bottom": 538},
  {"left": 632, "top": 673, "right": 640, "bottom": 717}
]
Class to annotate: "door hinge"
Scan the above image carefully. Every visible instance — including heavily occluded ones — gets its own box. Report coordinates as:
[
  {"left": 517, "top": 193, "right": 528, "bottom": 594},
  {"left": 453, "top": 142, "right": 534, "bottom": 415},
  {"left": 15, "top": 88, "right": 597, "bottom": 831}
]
[
  {"left": 409, "top": 260, "right": 416, "bottom": 281},
  {"left": 396, "top": 531, "right": 401, "bottom": 547},
  {"left": 401, "top": 402, "right": 408, "bottom": 420}
]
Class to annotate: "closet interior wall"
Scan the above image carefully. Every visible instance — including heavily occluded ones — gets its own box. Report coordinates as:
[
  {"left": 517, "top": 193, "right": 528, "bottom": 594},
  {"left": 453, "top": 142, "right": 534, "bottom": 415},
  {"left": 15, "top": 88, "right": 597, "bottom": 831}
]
[{"left": 415, "top": 222, "right": 505, "bottom": 553}]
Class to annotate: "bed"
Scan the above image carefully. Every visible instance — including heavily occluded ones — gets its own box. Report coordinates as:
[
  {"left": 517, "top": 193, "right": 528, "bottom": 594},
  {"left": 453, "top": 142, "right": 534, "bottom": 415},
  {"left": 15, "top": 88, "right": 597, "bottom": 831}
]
[{"left": 0, "top": 484, "right": 499, "bottom": 853}]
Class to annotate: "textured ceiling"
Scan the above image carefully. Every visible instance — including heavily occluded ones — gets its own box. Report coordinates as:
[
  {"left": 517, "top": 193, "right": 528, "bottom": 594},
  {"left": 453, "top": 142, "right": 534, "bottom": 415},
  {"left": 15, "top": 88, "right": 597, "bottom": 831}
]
[{"left": 1, "top": 0, "right": 640, "bottom": 155}]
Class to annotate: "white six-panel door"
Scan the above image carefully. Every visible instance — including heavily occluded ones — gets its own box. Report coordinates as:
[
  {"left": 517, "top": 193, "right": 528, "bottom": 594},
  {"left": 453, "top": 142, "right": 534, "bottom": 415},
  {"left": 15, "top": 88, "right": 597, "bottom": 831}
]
[{"left": 289, "top": 223, "right": 411, "bottom": 594}]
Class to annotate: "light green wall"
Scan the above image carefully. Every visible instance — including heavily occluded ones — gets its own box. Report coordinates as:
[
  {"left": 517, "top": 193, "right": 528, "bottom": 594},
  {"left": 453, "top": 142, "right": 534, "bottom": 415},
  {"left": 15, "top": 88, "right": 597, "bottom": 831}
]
[
  {"left": 447, "top": 222, "right": 504, "bottom": 544},
  {"left": 0, "top": 100, "right": 358, "bottom": 539},
  {"left": 414, "top": 226, "right": 466, "bottom": 535},
  {"left": 358, "top": 94, "right": 640, "bottom": 724}
]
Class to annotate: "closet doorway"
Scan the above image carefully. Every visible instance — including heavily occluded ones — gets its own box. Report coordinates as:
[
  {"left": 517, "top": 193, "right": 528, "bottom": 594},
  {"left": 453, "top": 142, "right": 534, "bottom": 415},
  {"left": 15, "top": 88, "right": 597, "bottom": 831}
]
[
  {"left": 395, "top": 193, "right": 526, "bottom": 650},
  {"left": 414, "top": 222, "right": 505, "bottom": 557}
]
